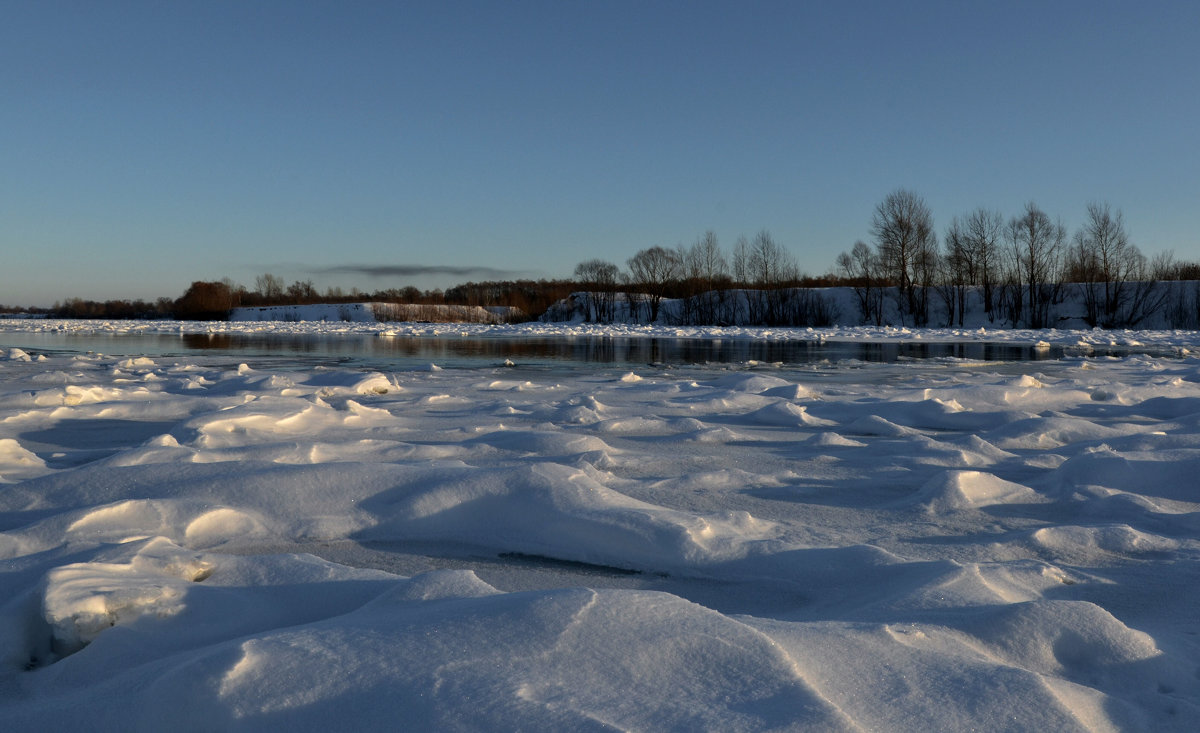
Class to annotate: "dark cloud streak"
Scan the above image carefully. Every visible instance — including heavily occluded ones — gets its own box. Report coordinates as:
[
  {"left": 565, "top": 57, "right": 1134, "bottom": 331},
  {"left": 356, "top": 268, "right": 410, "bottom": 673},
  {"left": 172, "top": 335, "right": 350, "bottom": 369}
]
[{"left": 308, "top": 264, "right": 528, "bottom": 279}]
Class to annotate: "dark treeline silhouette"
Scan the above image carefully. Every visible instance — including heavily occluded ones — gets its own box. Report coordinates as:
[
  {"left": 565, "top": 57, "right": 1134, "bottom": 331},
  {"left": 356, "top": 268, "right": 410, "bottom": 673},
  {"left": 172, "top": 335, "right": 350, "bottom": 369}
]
[
  {"left": 39, "top": 274, "right": 570, "bottom": 321},
  {"left": 1, "top": 304, "right": 51, "bottom": 316},
  {"left": 167, "top": 275, "right": 576, "bottom": 321},
  {"left": 50, "top": 298, "right": 174, "bottom": 319}
]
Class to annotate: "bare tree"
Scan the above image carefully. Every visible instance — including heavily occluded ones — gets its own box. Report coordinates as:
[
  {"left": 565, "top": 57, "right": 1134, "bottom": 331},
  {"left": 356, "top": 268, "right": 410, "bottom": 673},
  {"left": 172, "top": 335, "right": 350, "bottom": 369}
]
[
  {"left": 745, "top": 230, "right": 800, "bottom": 325},
  {"left": 573, "top": 259, "right": 620, "bottom": 322},
  {"left": 912, "top": 232, "right": 939, "bottom": 325},
  {"left": 688, "top": 231, "right": 728, "bottom": 285},
  {"left": 626, "top": 246, "right": 682, "bottom": 323},
  {"left": 285, "top": 279, "right": 318, "bottom": 304},
  {"left": 871, "top": 189, "right": 936, "bottom": 325},
  {"left": 836, "top": 240, "right": 884, "bottom": 325},
  {"left": 938, "top": 219, "right": 970, "bottom": 326},
  {"left": 674, "top": 243, "right": 701, "bottom": 325},
  {"left": 1119, "top": 250, "right": 1174, "bottom": 328},
  {"left": 1068, "top": 202, "right": 1150, "bottom": 327},
  {"left": 1006, "top": 202, "right": 1066, "bottom": 328},
  {"left": 684, "top": 231, "right": 731, "bottom": 324},
  {"left": 730, "top": 235, "right": 757, "bottom": 323},
  {"left": 962, "top": 208, "right": 1003, "bottom": 319},
  {"left": 255, "top": 273, "right": 285, "bottom": 303}
]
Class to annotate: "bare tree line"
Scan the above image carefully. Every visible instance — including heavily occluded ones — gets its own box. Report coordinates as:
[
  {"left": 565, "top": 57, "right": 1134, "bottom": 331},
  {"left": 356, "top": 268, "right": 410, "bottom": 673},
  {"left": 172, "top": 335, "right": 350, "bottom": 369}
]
[
  {"left": 838, "top": 190, "right": 1185, "bottom": 329},
  {"left": 564, "top": 230, "right": 839, "bottom": 327},
  {"left": 564, "top": 189, "right": 1199, "bottom": 330}
]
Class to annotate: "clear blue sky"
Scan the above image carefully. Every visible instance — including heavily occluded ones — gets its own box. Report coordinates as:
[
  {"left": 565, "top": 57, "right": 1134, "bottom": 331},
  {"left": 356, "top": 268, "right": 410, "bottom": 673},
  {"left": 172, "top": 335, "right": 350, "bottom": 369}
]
[{"left": 2, "top": 0, "right": 1198, "bottom": 307}]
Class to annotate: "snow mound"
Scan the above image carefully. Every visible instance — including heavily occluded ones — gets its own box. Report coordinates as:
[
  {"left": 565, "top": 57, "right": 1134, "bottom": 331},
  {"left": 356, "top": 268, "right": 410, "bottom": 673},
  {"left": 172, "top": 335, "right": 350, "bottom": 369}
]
[
  {"left": 1052, "top": 448, "right": 1200, "bottom": 502},
  {"left": 1030, "top": 524, "right": 1178, "bottom": 557},
  {"left": 112, "top": 584, "right": 853, "bottom": 731},
  {"left": 362, "top": 462, "right": 778, "bottom": 569},
  {"left": 0, "top": 438, "right": 47, "bottom": 483},
  {"left": 56, "top": 498, "right": 272, "bottom": 552},
  {"left": 955, "top": 600, "right": 1161, "bottom": 682},
  {"left": 594, "top": 415, "right": 681, "bottom": 434},
  {"left": 908, "top": 559, "right": 1080, "bottom": 606},
  {"left": 180, "top": 397, "right": 395, "bottom": 449},
  {"left": 66, "top": 499, "right": 173, "bottom": 542},
  {"left": 42, "top": 537, "right": 213, "bottom": 656},
  {"left": 761, "top": 383, "right": 819, "bottom": 400},
  {"left": 465, "top": 429, "right": 618, "bottom": 461},
  {"left": 370, "top": 568, "right": 501, "bottom": 603},
  {"left": 117, "top": 357, "right": 156, "bottom": 369},
  {"left": 915, "top": 470, "right": 1040, "bottom": 513},
  {"left": 808, "top": 432, "right": 867, "bottom": 448},
  {"left": 34, "top": 383, "right": 153, "bottom": 407},
  {"left": 745, "top": 401, "right": 836, "bottom": 427},
  {"left": 703, "top": 373, "right": 793, "bottom": 394},
  {"left": 989, "top": 416, "right": 1131, "bottom": 450},
  {"left": 477, "top": 379, "right": 536, "bottom": 391},
  {"left": 184, "top": 507, "right": 271, "bottom": 547},
  {"left": 844, "top": 414, "right": 917, "bottom": 436},
  {"left": 293, "top": 371, "right": 393, "bottom": 396},
  {"left": 687, "top": 425, "right": 750, "bottom": 443}
]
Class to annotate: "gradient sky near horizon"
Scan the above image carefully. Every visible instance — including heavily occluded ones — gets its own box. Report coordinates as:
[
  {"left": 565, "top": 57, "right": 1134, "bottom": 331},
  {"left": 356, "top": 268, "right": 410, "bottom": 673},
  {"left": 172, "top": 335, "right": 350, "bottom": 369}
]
[{"left": 2, "top": 0, "right": 1198, "bottom": 307}]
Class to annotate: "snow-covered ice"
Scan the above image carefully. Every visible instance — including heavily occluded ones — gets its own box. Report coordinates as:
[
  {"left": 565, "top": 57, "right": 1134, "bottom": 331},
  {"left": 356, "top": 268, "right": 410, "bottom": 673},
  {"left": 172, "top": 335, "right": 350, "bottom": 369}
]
[{"left": 1, "top": 323, "right": 1200, "bottom": 730}]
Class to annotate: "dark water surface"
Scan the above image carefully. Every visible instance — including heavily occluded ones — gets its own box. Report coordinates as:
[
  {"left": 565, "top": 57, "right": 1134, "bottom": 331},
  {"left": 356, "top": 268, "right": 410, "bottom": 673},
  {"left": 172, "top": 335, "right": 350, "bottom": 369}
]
[{"left": 0, "top": 331, "right": 1175, "bottom": 371}]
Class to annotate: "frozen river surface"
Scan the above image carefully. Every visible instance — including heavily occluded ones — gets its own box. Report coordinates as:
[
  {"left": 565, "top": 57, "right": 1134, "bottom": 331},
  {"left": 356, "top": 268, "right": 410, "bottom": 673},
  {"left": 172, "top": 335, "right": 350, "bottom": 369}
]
[{"left": 1, "top": 322, "right": 1200, "bottom": 730}]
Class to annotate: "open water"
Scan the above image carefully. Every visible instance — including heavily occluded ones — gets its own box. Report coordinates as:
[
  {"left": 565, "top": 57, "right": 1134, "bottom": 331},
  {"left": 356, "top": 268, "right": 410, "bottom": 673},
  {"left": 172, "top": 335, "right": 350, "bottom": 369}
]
[{"left": 0, "top": 331, "right": 1177, "bottom": 372}]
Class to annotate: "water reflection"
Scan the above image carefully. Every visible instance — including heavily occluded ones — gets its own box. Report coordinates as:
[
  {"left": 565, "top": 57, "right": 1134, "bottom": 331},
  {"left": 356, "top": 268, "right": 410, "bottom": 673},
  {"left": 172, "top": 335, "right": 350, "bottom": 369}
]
[
  {"left": 181, "top": 334, "right": 235, "bottom": 350},
  {"left": 0, "top": 331, "right": 1175, "bottom": 370},
  {"left": 176, "top": 334, "right": 969, "bottom": 366}
]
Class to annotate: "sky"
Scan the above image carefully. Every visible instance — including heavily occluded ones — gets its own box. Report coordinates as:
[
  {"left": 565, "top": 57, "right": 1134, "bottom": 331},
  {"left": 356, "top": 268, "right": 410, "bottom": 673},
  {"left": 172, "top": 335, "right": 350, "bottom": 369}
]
[{"left": 2, "top": 0, "right": 1198, "bottom": 307}]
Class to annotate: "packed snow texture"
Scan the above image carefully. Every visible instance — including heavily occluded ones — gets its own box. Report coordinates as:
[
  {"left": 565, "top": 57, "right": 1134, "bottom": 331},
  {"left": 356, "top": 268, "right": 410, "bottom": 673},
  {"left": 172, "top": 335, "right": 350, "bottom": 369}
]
[{"left": 1, "top": 329, "right": 1200, "bottom": 730}]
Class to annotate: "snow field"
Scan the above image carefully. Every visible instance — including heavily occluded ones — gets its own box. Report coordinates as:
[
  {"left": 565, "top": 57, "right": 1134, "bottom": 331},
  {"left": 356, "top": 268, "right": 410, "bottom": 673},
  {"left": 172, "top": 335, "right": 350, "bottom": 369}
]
[{"left": 0, "top": 343, "right": 1199, "bottom": 729}]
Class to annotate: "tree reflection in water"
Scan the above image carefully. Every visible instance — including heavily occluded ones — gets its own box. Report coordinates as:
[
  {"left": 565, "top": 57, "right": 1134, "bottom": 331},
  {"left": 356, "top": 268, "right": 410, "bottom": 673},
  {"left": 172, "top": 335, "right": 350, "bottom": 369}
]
[{"left": 0, "top": 331, "right": 1172, "bottom": 371}]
